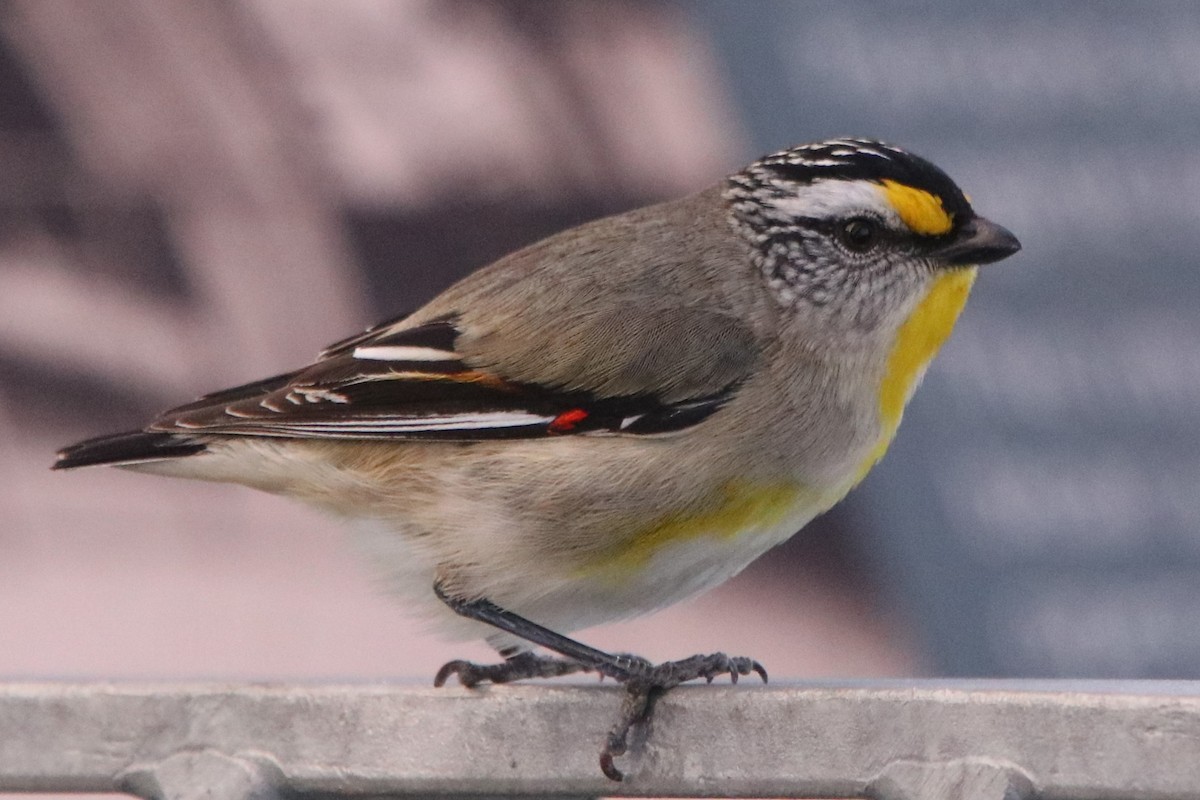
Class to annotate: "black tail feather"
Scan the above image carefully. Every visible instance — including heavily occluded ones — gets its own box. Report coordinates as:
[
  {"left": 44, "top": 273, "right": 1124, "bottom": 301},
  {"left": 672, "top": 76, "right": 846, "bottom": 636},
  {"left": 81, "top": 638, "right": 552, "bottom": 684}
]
[{"left": 53, "top": 430, "right": 206, "bottom": 470}]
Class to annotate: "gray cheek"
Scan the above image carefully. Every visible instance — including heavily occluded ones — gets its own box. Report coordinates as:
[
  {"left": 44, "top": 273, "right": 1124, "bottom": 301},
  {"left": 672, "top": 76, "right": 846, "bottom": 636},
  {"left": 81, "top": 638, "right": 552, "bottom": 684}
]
[
  {"left": 758, "top": 235, "right": 926, "bottom": 336},
  {"left": 848, "top": 257, "right": 929, "bottom": 330},
  {"left": 760, "top": 240, "right": 809, "bottom": 306},
  {"left": 781, "top": 240, "right": 850, "bottom": 305}
]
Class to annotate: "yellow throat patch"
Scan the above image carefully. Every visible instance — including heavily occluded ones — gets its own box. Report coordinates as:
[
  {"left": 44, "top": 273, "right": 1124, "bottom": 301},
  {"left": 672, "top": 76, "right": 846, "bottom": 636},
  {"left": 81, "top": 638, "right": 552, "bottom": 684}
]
[{"left": 857, "top": 267, "right": 978, "bottom": 481}]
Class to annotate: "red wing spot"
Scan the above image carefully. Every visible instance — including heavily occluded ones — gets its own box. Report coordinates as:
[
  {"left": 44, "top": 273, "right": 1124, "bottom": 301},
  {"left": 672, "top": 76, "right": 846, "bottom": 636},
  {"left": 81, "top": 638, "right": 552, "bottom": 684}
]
[{"left": 549, "top": 408, "right": 589, "bottom": 434}]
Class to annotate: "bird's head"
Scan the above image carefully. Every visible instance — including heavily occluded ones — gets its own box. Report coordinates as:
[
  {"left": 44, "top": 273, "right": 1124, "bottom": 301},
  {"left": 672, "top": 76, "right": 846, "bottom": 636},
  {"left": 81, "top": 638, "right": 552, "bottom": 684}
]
[{"left": 725, "top": 138, "right": 1020, "bottom": 340}]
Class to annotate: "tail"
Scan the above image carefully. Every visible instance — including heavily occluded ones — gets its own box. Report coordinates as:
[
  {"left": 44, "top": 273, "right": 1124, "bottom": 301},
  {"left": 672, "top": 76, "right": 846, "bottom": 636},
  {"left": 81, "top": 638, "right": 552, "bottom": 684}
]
[{"left": 53, "top": 430, "right": 207, "bottom": 470}]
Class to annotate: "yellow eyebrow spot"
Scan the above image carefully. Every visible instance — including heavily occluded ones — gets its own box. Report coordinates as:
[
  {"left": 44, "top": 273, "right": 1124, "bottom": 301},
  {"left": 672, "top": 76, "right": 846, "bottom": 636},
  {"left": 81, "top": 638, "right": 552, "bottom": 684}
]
[{"left": 881, "top": 179, "right": 954, "bottom": 235}]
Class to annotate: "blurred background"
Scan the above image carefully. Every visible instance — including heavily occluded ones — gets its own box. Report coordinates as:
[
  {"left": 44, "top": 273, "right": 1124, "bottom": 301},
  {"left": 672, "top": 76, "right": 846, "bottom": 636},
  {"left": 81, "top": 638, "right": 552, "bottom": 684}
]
[{"left": 0, "top": 0, "right": 1197, "bottom": 682}]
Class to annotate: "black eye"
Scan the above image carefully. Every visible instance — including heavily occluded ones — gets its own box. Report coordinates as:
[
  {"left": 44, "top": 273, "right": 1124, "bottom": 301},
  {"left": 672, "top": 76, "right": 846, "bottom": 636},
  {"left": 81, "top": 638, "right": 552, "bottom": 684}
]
[{"left": 838, "top": 217, "right": 880, "bottom": 252}]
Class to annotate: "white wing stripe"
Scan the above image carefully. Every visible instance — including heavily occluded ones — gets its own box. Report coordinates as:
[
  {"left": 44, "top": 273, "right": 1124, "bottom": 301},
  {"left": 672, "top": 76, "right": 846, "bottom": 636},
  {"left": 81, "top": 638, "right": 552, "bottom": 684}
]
[
  {"left": 352, "top": 345, "right": 460, "bottom": 362},
  {"left": 268, "top": 411, "right": 555, "bottom": 431}
]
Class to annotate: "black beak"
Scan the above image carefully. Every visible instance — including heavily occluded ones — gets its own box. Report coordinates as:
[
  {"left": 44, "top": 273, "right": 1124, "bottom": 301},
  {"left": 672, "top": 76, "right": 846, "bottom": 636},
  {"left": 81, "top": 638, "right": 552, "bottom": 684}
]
[{"left": 936, "top": 215, "right": 1021, "bottom": 266}]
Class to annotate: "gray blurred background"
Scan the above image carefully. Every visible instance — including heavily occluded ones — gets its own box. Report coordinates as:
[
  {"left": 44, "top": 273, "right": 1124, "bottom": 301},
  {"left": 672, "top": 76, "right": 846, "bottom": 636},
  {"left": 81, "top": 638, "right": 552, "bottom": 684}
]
[{"left": 1, "top": 0, "right": 1197, "bottom": 681}]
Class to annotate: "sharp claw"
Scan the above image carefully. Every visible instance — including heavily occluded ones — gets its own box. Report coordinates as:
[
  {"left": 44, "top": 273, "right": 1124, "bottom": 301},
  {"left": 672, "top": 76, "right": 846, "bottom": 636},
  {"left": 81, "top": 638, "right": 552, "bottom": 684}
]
[
  {"left": 433, "top": 661, "right": 462, "bottom": 688},
  {"left": 754, "top": 661, "right": 769, "bottom": 683},
  {"left": 729, "top": 669, "right": 739, "bottom": 685},
  {"left": 599, "top": 752, "right": 624, "bottom": 782}
]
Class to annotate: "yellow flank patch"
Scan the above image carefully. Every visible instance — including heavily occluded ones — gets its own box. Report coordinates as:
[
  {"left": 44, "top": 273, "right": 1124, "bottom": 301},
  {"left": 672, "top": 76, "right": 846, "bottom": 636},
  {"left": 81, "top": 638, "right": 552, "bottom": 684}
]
[
  {"left": 853, "top": 268, "right": 978, "bottom": 485},
  {"left": 581, "top": 481, "right": 806, "bottom": 579},
  {"left": 881, "top": 179, "right": 954, "bottom": 235}
]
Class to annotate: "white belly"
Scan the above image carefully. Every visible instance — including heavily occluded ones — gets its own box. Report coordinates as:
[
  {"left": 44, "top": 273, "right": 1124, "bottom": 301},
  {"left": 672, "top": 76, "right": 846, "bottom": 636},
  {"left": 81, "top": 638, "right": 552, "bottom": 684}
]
[{"left": 344, "top": 493, "right": 821, "bottom": 649}]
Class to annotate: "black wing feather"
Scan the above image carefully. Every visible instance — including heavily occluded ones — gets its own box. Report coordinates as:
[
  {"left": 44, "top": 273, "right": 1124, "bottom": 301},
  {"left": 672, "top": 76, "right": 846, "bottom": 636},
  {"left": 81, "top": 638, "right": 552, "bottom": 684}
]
[
  {"left": 54, "top": 430, "right": 207, "bottom": 469},
  {"left": 148, "top": 318, "right": 739, "bottom": 441}
]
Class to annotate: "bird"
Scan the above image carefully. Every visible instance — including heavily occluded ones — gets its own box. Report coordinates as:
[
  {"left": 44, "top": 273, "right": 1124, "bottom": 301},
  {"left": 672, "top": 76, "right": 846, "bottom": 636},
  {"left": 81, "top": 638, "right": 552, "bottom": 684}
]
[{"left": 54, "top": 137, "right": 1020, "bottom": 780}]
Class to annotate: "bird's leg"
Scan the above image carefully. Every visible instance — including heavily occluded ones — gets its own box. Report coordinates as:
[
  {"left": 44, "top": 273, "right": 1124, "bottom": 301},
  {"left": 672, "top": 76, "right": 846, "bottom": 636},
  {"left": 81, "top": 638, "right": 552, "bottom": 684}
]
[
  {"left": 433, "top": 582, "right": 652, "bottom": 681},
  {"left": 433, "top": 582, "right": 767, "bottom": 781}
]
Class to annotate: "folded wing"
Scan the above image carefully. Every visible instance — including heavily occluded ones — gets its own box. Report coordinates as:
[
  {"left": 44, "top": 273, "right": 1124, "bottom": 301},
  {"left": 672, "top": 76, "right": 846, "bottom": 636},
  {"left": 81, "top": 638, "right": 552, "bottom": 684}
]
[{"left": 150, "top": 316, "right": 750, "bottom": 441}]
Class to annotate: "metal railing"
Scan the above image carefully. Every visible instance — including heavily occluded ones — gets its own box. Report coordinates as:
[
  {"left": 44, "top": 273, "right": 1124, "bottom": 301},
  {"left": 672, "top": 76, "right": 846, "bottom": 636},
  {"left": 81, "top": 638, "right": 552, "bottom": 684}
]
[{"left": 1, "top": 680, "right": 1198, "bottom": 799}]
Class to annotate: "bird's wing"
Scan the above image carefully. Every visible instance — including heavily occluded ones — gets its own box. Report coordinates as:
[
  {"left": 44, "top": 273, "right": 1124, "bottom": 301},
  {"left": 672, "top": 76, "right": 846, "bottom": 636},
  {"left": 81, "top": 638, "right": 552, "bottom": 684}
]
[{"left": 150, "top": 311, "right": 759, "bottom": 441}]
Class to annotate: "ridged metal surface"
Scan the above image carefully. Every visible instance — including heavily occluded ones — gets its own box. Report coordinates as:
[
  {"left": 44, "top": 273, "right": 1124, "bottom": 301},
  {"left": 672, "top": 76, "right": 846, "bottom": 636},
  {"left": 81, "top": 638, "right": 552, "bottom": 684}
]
[{"left": 1, "top": 680, "right": 1199, "bottom": 799}]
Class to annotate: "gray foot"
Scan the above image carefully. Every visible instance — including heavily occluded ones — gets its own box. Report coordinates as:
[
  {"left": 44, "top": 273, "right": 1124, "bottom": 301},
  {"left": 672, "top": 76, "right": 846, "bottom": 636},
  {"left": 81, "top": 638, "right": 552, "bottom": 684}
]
[
  {"left": 599, "top": 652, "right": 767, "bottom": 781},
  {"left": 433, "top": 651, "right": 591, "bottom": 688}
]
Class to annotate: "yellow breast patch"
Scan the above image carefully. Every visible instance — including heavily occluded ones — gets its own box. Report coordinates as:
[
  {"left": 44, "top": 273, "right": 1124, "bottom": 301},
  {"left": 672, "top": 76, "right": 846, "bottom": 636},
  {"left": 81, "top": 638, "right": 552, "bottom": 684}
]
[
  {"left": 881, "top": 179, "right": 954, "bottom": 235},
  {"left": 854, "top": 267, "right": 977, "bottom": 483},
  {"left": 579, "top": 481, "right": 809, "bottom": 579}
]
